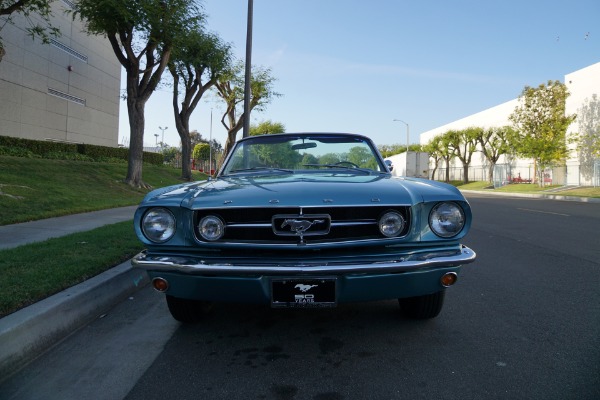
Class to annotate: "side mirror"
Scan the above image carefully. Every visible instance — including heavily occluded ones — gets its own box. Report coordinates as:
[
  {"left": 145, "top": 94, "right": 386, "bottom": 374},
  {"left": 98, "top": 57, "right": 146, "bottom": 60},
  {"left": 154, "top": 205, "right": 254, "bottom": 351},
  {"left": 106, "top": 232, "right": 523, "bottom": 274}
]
[{"left": 384, "top": 159, "right": 393, "bottom": 172}]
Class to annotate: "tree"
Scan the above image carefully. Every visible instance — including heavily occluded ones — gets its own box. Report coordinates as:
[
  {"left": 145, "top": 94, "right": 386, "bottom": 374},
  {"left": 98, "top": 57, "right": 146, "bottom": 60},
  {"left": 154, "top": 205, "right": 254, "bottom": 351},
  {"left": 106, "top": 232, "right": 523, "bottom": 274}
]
[
  {"left": 446, "top": 127, "right": 481, "bottom": 184},
  {"left": 169, "top": 28, "right": 231, "bottom": 181},
  {"left": 509, "top": 80, "right": 576, "bottom": 187},
  {"left": 245, "top": 120, "right": 291, "bottom": 167},
  {"left": 250, "top": 120, "right": 285, "bottom": 136},
  {"left": 422, "top": 135, "right": 444, "bottom": 180},
  {"left": 185, "top": 130, "right": 204, "bottom": 149},
  {"left": 348, "top": 146, "right": 378, "bottom": 169},
  {"left": 161, "top": 146, "right": 180, "bottom": 165},
  {"left": 192, "top": 142, "right": 210, "bottom": 162},
  {"left": 438, "top": 132, "right": 457, "bottom": 182},
  {"left": 215, "top": 60, "right": 281, "bottom": 158},
  {"left": 477, "top": 126, "right": 514, "bottom": 183},
  {"left": 378, "top": 144, "right": 406, "bottom": 158},
  {"left": 0, "top": 0, "right": 60, "bottom": 61},
  {"left": 378, "top": 143, "right": 421, "bottom": 158},
  {"left": 320, "top": 153, "right": 343, "bottom": 165},
  {"left": 71, "top": 0, "right": 203, "bottom": 188}
]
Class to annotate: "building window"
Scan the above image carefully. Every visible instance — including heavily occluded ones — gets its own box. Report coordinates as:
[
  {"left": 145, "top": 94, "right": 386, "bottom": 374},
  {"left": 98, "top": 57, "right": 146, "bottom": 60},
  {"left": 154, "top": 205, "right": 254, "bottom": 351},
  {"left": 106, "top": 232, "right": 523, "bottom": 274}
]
[
  {"left": 50, "top": 39, "right": 88, "bottom": 63},
  {"left": 61, "top": 0, "right": 76, "bottom": 9},
  {"left": 48, "top": 88, "right": 86, "bottom": 106}
]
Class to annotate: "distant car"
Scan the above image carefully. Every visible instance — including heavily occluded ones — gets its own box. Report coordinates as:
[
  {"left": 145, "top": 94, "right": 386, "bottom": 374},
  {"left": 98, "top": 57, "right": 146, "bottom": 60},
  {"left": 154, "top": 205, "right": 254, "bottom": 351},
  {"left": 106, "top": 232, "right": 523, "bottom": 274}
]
[{"left": 132, "top": 133, "right": 476, "bottom": 322}]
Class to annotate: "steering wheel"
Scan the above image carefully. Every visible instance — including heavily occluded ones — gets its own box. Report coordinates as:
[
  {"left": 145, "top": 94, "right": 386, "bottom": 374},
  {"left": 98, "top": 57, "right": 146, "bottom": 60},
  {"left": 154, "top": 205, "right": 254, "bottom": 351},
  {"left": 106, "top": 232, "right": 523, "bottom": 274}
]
[{"left": 334, "top": 161, "right": 359, "bottom": 168}]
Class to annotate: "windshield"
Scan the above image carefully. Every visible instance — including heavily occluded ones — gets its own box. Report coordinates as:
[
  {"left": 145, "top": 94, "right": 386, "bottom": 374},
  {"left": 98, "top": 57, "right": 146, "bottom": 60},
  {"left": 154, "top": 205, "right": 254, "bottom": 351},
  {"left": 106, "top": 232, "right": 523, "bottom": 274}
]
[{"left": 220, "top": 134, "right": 387, "bottom": 176}]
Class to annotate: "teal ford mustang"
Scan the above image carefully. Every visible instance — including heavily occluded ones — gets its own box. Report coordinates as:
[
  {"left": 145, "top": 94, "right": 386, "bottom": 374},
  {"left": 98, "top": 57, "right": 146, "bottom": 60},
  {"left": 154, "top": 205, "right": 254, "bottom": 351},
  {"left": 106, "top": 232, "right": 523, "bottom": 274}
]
[{"left": 132, "top": 133, "right": 476, "bottom": 322}]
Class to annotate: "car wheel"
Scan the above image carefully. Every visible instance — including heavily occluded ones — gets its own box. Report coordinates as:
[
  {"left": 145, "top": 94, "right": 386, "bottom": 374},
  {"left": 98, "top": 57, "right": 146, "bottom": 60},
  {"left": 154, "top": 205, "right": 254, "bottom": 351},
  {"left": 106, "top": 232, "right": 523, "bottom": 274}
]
[
  {"left": 398, "top": 290, "right": 445, "bottom": 319},
  {"left": 166, "top": 295, "right": 212, "bottom": 323}
]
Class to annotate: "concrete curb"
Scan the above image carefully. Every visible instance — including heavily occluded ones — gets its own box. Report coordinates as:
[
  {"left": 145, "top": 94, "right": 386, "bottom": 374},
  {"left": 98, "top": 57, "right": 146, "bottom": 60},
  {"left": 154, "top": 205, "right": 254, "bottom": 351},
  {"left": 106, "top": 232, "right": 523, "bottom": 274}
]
[{"left": 0, "top": 261, "right": 148, "bottom": 383}]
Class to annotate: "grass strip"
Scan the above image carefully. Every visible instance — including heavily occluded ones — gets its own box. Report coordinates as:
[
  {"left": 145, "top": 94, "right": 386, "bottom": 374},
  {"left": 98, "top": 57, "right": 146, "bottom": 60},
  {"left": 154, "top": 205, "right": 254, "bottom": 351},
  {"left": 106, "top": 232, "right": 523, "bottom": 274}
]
[
  {"left": 456, "top": 181, "right": 600, "bottom": 198},
  {"left": 0, "top": 221, "right": 144, "bottom": 318}
]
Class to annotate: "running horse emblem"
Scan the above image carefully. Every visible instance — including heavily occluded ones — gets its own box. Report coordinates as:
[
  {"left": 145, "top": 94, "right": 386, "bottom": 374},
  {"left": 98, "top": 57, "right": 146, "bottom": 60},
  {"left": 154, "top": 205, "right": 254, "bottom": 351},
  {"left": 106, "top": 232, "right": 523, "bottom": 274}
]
[{"left": 281, "top": 219, "right": 325, "bottom": 234}]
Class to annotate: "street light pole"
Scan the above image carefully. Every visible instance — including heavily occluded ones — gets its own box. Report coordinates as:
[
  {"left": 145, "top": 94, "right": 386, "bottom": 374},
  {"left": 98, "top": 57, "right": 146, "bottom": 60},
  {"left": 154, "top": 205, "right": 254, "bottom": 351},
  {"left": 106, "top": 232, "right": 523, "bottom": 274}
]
[
  {"left": 393, "top": 119, "right": 409, "bottom": 153},
  {"left": 242, "top": 0, "right": 254, "bottom": 138},
  {"left": 159, "top": 126, "right": 168, "bottom": 148},
  {"left": 209, "top": 108, "right": 213, "bottom": 175}
]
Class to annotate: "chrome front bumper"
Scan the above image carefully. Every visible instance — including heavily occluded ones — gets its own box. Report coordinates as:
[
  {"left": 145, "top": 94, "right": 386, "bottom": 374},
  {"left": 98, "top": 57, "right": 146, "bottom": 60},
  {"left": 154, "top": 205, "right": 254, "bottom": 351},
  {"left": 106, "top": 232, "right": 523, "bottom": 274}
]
[{"left": 131, "top": 245, "right": 476, "bottom": 276}]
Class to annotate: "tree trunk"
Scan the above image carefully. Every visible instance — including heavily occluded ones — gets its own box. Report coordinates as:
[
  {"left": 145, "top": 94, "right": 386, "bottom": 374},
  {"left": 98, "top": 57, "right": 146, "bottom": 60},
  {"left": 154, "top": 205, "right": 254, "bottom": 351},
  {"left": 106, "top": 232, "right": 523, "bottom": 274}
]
[
  {"left": 463, "top": 164, "right": 470, "bottom": 184},
  {"left": 487, "top": 163, "right": 495, "bottom": 183},
  {"left": 125, "top": 97, "right": 148, "bottom": 188},
  {"left": 430, "top": 167, "right": 437, "bottom": 180},
  {"left": 537, "top": 160, "right": 546, "bottom": 188},
  {"left": 180, "top": 129, "right": 192, "bottom": 181},
  {"left": 222, "top": 110, "right": 243, "bottom": 160},
  {"left": 223, "top": 127, "right": 241, "bottom": 161}
]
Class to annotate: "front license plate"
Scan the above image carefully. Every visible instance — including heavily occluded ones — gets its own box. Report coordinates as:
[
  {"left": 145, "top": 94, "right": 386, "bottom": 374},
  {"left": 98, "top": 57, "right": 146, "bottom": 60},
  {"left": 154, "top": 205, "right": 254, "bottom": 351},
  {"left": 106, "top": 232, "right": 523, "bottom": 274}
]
[{"left": 271, "top": 278, "right": 337, "bottom": 308}]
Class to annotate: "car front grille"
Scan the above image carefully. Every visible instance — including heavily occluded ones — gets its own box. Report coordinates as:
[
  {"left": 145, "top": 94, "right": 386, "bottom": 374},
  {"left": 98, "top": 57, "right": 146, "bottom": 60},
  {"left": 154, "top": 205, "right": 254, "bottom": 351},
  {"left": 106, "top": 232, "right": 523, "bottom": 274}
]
[{"left": 194, "top": 206, "right": 411, "bottom": 245}]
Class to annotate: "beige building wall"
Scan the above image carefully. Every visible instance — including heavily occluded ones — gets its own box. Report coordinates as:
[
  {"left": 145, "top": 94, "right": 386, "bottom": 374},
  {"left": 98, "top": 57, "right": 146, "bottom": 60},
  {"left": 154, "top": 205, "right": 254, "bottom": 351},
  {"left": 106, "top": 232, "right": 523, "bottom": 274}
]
[
  {"left": 565, "top": 63, "right": 600, "bottom": 185},
  {"left": 419, "top": 62, "right": 600, "bottom": 185},
  {"left": 0, "top": 0, "right": 121, "bottom": 147}
]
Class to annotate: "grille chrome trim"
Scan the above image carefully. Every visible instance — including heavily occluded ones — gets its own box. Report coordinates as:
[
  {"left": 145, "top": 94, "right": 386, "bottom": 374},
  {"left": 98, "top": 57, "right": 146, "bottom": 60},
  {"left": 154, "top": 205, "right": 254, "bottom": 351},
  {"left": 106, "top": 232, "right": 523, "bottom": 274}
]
[{"left": 194, "top": 205, "right": 411, "bottom": 245}]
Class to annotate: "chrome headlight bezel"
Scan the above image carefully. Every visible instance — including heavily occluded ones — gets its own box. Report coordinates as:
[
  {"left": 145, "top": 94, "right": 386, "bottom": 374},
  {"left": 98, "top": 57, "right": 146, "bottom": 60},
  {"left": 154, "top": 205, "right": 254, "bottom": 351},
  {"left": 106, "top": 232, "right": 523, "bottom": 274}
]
[
  {"left": 141, "top": 207, "right": 176, "bottom": 243},
  {"left": 199, "top": 215, "right": 225, "bottom": 241},
  {"left": 429, "top": 202, "right": 465, "bottom": 238},
  {"left": 378, "top": 211, "right": 406, "bottom": 238}
]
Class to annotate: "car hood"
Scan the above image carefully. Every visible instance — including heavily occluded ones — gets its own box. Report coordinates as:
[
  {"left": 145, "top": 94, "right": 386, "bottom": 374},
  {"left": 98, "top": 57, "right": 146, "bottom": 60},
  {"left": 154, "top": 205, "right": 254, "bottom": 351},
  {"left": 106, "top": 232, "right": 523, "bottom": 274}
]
[{"left": 141, "top": 174, "right": 466, "bottom": 209}]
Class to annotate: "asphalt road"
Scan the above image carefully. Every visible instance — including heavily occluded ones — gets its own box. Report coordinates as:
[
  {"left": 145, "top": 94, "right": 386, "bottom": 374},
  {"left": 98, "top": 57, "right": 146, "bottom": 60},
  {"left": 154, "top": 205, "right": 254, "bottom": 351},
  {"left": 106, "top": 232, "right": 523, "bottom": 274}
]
[{"left": 1, "top": 193, "right": 599, "bottom": 400}]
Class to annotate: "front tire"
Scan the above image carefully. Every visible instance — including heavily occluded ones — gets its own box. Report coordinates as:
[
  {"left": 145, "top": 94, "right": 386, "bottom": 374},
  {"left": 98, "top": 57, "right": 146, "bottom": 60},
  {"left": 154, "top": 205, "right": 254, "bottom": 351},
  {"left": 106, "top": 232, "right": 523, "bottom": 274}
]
[
  {"left": 398, "top": 290, "right": 445, "bottom": 319},
  {"left": 166, "top": 295, "right": 212, "bottom": 323}
]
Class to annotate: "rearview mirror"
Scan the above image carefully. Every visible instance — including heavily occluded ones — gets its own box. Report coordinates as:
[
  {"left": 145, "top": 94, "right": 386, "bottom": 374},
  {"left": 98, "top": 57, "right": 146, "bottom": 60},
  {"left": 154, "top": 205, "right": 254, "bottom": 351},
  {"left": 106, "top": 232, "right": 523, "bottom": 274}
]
[{"left": 291, "top": 142, "right": 317, "bottom": 150}]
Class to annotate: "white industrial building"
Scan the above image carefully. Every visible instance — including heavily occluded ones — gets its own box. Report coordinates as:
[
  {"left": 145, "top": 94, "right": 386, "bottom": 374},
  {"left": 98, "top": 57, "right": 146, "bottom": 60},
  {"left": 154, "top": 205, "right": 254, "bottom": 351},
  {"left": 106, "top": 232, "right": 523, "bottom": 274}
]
[
  {"left": 0, "top": 0, "right": 121, "bottom": 147},
  {"left": 419, "top": 62, "right": 600, "bottom": 187}
]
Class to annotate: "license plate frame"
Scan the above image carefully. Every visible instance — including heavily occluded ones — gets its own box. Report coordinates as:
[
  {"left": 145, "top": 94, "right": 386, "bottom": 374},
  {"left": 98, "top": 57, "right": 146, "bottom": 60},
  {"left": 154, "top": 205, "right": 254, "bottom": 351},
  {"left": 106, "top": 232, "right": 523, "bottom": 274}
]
[{"left": 271, "top": 278, "right": 337, "bottom": 308}]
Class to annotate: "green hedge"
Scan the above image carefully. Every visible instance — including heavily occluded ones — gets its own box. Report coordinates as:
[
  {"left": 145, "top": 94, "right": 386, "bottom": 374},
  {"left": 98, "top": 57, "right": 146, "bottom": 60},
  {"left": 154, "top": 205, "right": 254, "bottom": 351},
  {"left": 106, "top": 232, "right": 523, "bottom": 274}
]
[{"left": 0, "top": 136, "right": 163, "bottom": 165}]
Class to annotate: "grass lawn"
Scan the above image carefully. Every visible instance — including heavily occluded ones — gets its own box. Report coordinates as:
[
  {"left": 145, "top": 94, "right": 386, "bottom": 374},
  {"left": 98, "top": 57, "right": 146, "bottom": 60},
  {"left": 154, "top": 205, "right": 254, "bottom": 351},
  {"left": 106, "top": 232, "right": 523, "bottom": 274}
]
[{"left": 0, "top": 156, "right": 207, "bottom": 225}]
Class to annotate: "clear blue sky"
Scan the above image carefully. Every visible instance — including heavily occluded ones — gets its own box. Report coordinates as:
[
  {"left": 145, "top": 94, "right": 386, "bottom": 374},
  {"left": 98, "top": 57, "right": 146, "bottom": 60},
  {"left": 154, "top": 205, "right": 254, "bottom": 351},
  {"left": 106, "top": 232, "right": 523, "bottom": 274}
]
[{"left": 120, "top": 0, "right": 600, "bottom": 149}]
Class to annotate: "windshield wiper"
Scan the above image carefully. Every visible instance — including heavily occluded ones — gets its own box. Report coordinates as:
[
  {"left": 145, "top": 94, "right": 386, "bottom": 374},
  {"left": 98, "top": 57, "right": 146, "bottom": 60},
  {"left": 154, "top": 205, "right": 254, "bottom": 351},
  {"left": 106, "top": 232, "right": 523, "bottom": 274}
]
[
  {"left": 302, "top": 164, "right": 372, "bottom": 175},
  {"left": 227, "top": 167, "right": 294, "bottom": 175}
]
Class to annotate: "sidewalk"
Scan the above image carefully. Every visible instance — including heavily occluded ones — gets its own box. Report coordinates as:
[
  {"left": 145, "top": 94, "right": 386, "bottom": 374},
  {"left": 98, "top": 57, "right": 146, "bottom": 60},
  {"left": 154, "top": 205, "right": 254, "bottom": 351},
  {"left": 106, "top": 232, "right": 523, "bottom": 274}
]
[
  {"left": 0, "top": 206, "right": 149, "bottom": 382},
  {"left": 0, "top": 206, "right": 138, "bottom": 250}
]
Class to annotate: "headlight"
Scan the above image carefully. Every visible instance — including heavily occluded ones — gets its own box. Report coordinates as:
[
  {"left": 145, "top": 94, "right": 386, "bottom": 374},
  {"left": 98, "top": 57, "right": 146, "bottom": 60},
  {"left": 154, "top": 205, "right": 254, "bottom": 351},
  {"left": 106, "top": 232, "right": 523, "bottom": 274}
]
[
  {"left": 429, "top": 202, "right": 465, "bottom": 238},
  {"left": 199, "top": 215, "right": 225, "bottom": 241},
  {"left": 378, "top": 211, "right": 406, "bottom": 237},
  {"left": 142, "top": 208, "right": 176, "bottom": 243}
]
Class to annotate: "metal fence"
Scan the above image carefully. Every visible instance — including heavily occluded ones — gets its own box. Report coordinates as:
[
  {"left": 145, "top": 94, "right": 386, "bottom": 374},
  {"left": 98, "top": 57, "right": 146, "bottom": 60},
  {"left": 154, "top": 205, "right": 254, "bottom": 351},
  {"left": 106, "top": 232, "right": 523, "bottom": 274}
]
[{"left": 433, "top": 161, "right": 599, "bottom": 187}]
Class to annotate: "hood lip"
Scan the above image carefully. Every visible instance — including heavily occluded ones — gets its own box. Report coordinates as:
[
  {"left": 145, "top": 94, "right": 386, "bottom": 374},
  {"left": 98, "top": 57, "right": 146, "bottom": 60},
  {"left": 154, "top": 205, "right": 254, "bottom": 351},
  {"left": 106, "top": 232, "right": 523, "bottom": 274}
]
[{"left": 140, "top": 175, "right": 467, "bottom": 211}]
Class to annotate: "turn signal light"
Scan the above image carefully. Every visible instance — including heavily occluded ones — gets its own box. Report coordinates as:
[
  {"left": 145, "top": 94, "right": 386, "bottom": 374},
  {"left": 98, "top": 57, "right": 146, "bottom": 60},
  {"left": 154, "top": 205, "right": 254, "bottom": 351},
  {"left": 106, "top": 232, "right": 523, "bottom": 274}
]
[
  {"left": 152, "top": 277, "right": 169, "bottom": 292},
  {"left": 440, "top": 272, "right": 458, "bottom": 287}
]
